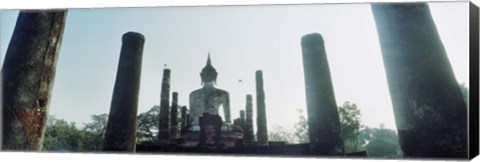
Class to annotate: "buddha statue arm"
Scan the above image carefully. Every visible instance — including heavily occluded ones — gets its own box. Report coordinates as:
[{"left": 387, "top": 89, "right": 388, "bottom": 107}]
[{"left": 223, "top": 92, "right": 231, "bottom": 123}]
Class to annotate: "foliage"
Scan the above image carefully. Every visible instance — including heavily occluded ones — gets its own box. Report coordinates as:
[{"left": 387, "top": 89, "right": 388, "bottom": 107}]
[
  {"left": 136, "top": 105, "right": 160, "bottom": 143},
  {"left": 292, "top": 101, "right": 363, "bottom": 149},
  {"left": 293, "top": 109, "right": 309, "bottom": 144},
  {"left": 365, "top": 138, "right": 399, "bottom": 157},
  {"left": 42, "top": 115, "right": 85, "bottom": 151},
  {"left": 338, "top": 102, "right": 363, "bottom": 152},
  {"left": 268, "top": 125, "right": 295, "bottom": 143},
  {"left": 359, "top": 124, "right": 402, "bottom": 158},
  {"left": 81, "top": 113, "right": 108, "bottom": 151},
  {"left": 42, "top": 105, "right": 161, "bottom": 151},
  {"left": 42, "top": 114, "right": 107, "bottom": 152}
]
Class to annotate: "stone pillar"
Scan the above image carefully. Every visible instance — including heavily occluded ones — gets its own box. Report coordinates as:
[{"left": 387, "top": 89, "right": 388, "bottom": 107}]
[
  {"left": 158, "top": 69, "right": 171, "bottom": 144},
  {"left": 371, "top": 3, "right": 467, "bottom": 158},
  {"left": 186, "top": 114, "right": 191, "bottom": 127},
  {"left": 103, "top": 32, "right": 145, "bottom": 152},
  {"left": 181, "top": 106, "right": 188, "bottom": 130},
  {"left": 301, "top": 33, "right": 343, "bottom": 155},
  {"left": 233, "top": 110, "right": 246, "bottom": 131},
  {"left": 244, "top": 94, "right": 254, "bottom": 142},
  {"left": 239, "top": 110, "right": 246, "bottom": 129},
  {"left": 233, "top": 118, "right": 242, "bottom": 127},
  {"left": 169, "top": 92, "right": 179, "bottom": 143},
  {"left": 2, "top": 10, "right": 67, "bottom": 151},
  {"left": 255, "top": 70, "right": 268, "bottom": 146}
]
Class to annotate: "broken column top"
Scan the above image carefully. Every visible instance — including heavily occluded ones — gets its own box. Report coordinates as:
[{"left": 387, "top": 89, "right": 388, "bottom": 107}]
[
  {"left": 173, "top": 91, "right": 179, "bottom": 98},
  {"left": 123, "top": 31, "right": 145, "bottom": 42},
  {"left": 301, "top": 33, "right": 324, "bottom": 46},
  {"left": 256, "top": 70, "right": 263, "bottom": 76},
  {"left": 163, "top": 68, "right": 171, "bottom": 73}
]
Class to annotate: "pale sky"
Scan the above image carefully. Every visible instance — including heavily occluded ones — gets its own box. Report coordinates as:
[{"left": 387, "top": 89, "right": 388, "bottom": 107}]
[{"left": 0, "top": 2, "right": 469, "bottom": 133}]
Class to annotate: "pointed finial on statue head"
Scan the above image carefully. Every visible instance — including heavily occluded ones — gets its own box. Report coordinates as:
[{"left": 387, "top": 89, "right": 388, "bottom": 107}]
[{"left": 207, "top": 52, "right": 212, "bottom": 66}]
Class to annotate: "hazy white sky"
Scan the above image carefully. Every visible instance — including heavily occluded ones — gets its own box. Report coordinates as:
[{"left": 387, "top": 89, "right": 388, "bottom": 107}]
[{"left": 0, "top": 2, "right": 469, "bottom": 133}]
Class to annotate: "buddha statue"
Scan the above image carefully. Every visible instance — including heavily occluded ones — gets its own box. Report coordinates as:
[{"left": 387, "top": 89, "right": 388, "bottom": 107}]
[{"left": 189, "top": 54, "right": 231, "bottom": 131}]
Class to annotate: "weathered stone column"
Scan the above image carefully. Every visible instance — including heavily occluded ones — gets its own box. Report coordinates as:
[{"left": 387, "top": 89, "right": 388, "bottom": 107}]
[
  {"left": 158, "top": 69, "right": 171, "bottom": 144},
  {"left": 234, "top": 110, "right": 246, "bottom": 130},
  {"left": 371, "top": 3, "right": 467, "bottom": 158},
  {"left": 103, "top": 32, "right": 145, "bottom": 152},
  {"left": 2, "top": 10, "right": 67, "bottom": 151},
  {"left": 180, "top": 106, "right": 188, "bottom": 130},
  {"left": 255, "top": 70, "right": 268, "bottom": 146},
  {"left": 186, "top": 114, "right": 191, "bottom": 127},
  {"left": 244, "top": 94, "right": 254, "bottom": 142},
  {"left": 301, "top": 33, "right": 343, "bottom": 155},
  {"left": 169, "top": 92, "right": 179, "bottom": 143},
  {"left": 239, "top": 110, "right": 246, "bottom": 129}
]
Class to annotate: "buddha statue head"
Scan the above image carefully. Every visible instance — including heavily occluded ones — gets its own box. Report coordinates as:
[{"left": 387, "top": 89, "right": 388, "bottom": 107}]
[{"left": 200, "top": 54, "right": 218, "bottom": 85}]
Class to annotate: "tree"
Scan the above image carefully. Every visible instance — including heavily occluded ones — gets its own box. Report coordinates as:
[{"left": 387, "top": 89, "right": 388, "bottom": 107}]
[
  {"left": 42, "top": 115, "right": 85, "bottom": 151},
  {"left": 293, "top": 109, "right": 309, "bottom": 144},
  {"left": 82, "top": 113, "right": 108, "bottom": 151},
  {"left": 359, "top": 124, "right": 402, "bottom": 158},
  {"left": 136, "top": 105, "right": 160, "bottom": 143},
  {"left": 365, "top": 138, "right": 399, "bottom": 157},
  {"left": 293, "top": 102, "right": 363, "bottom": 148},
  {"left": 338, "top": 102, "right": 363, "bottom": 152},
  {"left": 42, "top": 114, "right": 107, "bottom": 152},
  {"left": 42, "top": 105, "right": 159, "bottom": 152},
  {"left": 268, "top": 125, "right": 295, "bottom": 143}
]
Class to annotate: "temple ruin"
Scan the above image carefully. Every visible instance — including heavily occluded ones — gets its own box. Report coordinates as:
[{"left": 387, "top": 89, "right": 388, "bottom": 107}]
[
  {"left": 136, "top": 53, "right": 353, "bottom": 155},
  {"left": 1, "top": 3, "right": 473, "bottom": 159}
]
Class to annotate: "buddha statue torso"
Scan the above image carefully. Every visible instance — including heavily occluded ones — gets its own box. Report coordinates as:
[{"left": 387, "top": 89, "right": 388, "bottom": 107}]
[{"left": 189, "top": 82, "right": 230, "bottom": 125}]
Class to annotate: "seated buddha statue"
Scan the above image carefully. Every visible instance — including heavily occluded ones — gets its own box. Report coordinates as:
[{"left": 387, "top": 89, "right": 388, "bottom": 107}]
[{"left": 189, "top": 54, "right": 231, "bottom": 131}]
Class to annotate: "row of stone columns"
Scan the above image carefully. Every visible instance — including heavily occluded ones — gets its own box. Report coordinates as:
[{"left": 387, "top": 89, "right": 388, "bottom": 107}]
[
  {"left": 100, "top": 4, "right": 468, "bottom": 156},
  {"left": 299, "top": 3, "right": 468, "bottom": 158},
  {"left": 2, "top": 4, "right": 468, "bottom": 157},
  {"left": 232, "top": 72, "right": 268, "bottom": 146},
  {"left": 156, "top": 68, "right": 188, "bottom": 144},
  {"left": 231, "top": 72, "right": 268, "bottom": 146}
]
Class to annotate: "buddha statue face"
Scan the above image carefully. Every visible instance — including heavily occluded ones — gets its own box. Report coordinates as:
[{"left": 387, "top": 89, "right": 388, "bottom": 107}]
[{"left": 200, "top": 54, "right": 217, "bottom": 85}]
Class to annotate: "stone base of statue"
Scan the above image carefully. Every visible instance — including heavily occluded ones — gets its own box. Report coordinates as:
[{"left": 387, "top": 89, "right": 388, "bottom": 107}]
[
  {"left": 177, "top": 113, "right": 243, "bottom": 148},
  {"left": 198, "top": 113, "right": 223, "bottom": 148}
]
